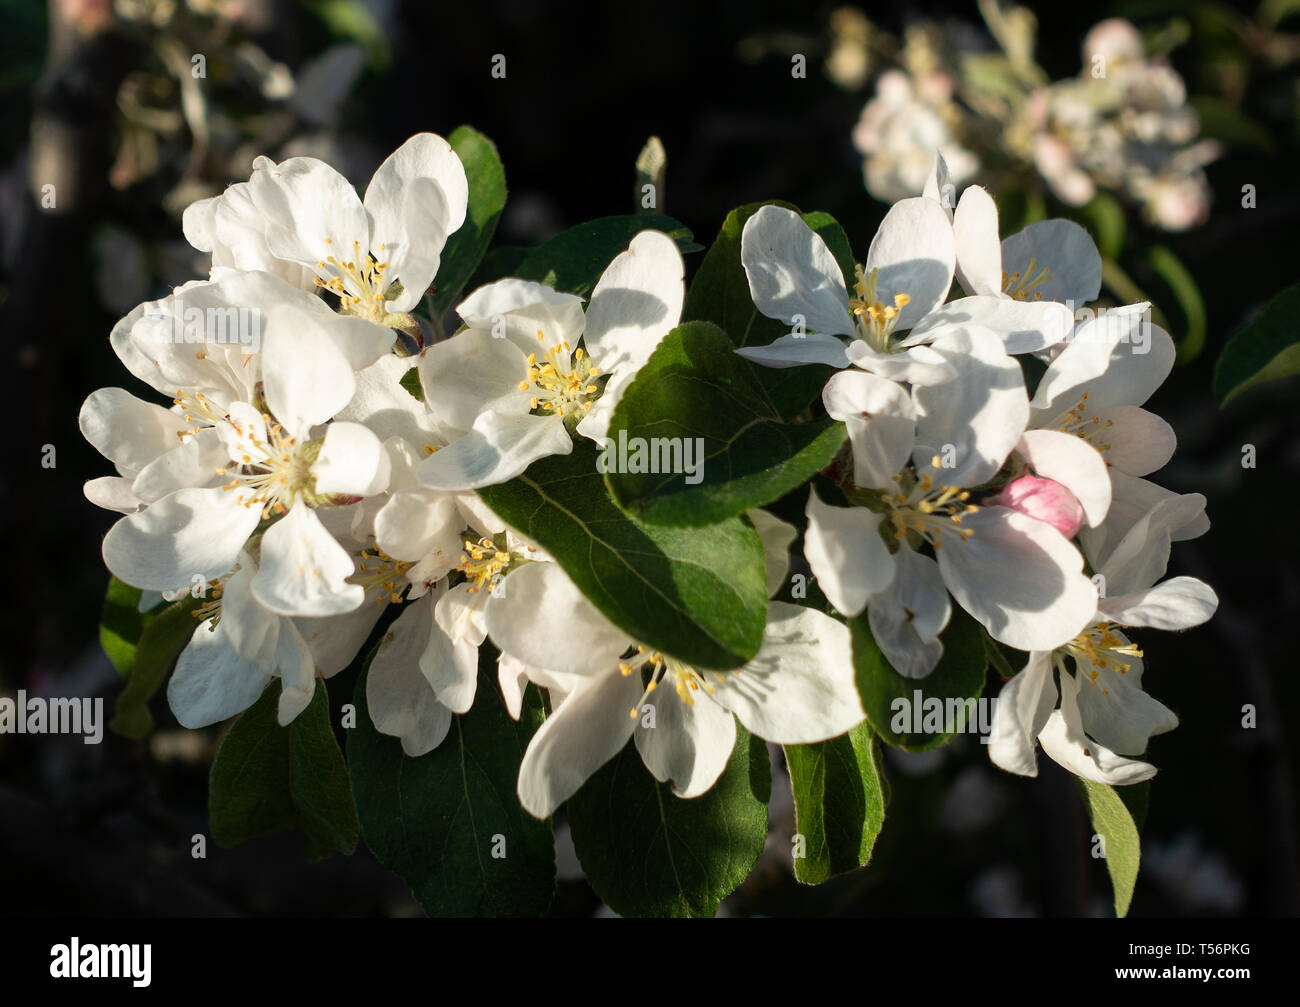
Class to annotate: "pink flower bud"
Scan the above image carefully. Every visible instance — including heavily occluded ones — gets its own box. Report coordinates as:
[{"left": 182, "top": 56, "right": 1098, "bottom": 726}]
[{"left": 990, "top": 473, "right": 1085, "bottom": 538}]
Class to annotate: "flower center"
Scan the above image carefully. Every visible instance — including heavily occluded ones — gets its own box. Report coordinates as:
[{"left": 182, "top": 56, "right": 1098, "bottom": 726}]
[
  {"left": 217, "top": 414, "right": 321, "bottom": 518},
  {"left": 313, "top": 238, "right": 396, "bottom": 324},
  {"left": 1061, "top": 622, "right": 1143, "bottom": 692},
  {"left": 172, "top": 389, "right": 227, "bottom": 440},
  {"left": 885, "top": 457, "right": 979, "bottom": 551},
  {"left": 191, "top": 575, "right": 226, "bottom": 628},
  {"left": 458, "top": 534, "right": 515, "bottom": 594},
  {"left": 849, "top": 264, "right": 911, "bottom": 353},
  {"left": 619, "top": 646, "right": 727, "bottom": 718},
  {"left": 1053, "top": 391, "right": 1114, "bottom": 454},
  {"left": 349, "top": 546, "right": 414, "bottom": 606},
  {"left": 1002, "top": 258, "right": 1052, "bottom": 301},
  {"left": 516, "top": 329, "right": 601, "bottom": 419}
]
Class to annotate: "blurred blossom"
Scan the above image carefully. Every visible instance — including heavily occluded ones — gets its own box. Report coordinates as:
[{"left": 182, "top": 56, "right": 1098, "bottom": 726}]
[
  {"left": 840, "top": 10, "right": 1218, "bottom": 231},
  {"left": 1145, "top": 833, "right": 1246, "bottom": 913},
  {"left": 852, "top": 69, "right": 978, "bottom": 204}
]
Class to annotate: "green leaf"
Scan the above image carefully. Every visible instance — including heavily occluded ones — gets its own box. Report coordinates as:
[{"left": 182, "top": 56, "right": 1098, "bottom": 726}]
[
  {"left": 1079, "top": 779, "right": 1144, "bottom": 917},
  {"left": 99, "top": 577, "right": 149, "bottom": 677},
  {"left": 477, "top": 439, "right": 768, "bottom": 669},
  {"left": 851, "top": 606, "right": 989, "bottom": 750},
  {"left": 399, "top": 366, "right": 422, "bottom": 400},
  {"left": 1214, "top": 281, "right": 1300, "bottom": 405},
  {"left": 515, "top": 214, "right": 699, "bottom": 298},
  {"left": 109, "top": 595, "right": 202, "bottom": 740},
  {"left": 209, "top": 682, "right": 359, "bottom": 860},
  {"left": 604, "top": 320, "right": 846, "bottom": 525},
  {"left": 1145, "top": 244, "right": 1207, "bottom": 363},
  {"left": 783, "top": 721, "right": 885, "bottom": 884},
  {"left": 1079, "top": 193, "right": 1126, "bottom": 261},
  {"left": 682, "top": 202, "right": 854, "bottom": 419},
  {"left": 567, "top": 719, "right": 770, "bottom": 917},
  {"left": 427, "top": 126, "right": 507, "bottom": 319},
  {"left": 347, "top": 649, "right": 555, "bottom": 916}
]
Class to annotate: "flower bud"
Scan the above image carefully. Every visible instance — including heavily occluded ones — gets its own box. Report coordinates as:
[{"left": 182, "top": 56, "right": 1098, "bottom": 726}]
[{"left": 990, "top": 473, "right": 1085, "bottom": 538}]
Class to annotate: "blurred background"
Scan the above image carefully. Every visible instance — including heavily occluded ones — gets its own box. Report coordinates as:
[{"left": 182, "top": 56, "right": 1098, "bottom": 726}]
[{"left": 1, "top": 0, "right": 1297, "bottom": 917}]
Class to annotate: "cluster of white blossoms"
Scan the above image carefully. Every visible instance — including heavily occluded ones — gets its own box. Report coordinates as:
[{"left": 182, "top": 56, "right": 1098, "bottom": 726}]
[
  {"left": 738, "top": 151, "right": 1217, "bottom": 785},
  {"left": 848, "top": 15, "right": 1217, "bottom": 230},
  {"left": 81, "top": 130, "right": 1214, "bottom": 822}
]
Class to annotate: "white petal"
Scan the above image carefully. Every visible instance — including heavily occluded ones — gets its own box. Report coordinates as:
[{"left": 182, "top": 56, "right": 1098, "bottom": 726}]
[
  {"left": 938, "top": 506, "right": 1097, "bottom": 651},
  {"left": 866, "top": 547, "right": 951, "bottom": 679},
  {"left": 434, "top": 581, "right": 490, "bottom": 647},
  {"left": 747, "top": 508, "right": 797, "bottom": 597},
  {"left": 1073, "top": 648, "right": 1177, "bottom": 756},
  {"left": 584, "top": 229, "right": 685, "bottom": 381},
  {"left": 366, "top": 595, "right": 455, "bottom": 756},
  {"left": 822, "top": 369, "right": 915, "bottom": 489},
  {"left": 987, "top": 651, "right": 1057, "bottom": 777},
  {"left": 1038, "top": 672, "right": 1157, "bottom": 785},
  {"left": 1031, "top": 306, "right": 1174, "bottom": 414},
  {"left": 865, "top": 197, "right": 956, "bottom": 329},
  {"left": 249, "top": 154, "right": 369, "bottom": 268},
  {"left": 517, "top": 671, "right": 642, "bottom": 818},
  {"left": 274, "top": 620, "right": 319, "bottom": 725},
  {"left": 952, "top": 185, "right": 1003, "bottom": 296},
  {"left": 804, "top": 489, "right": 895, "bottom": 617},
  {"left": 455, "top": 278, "right": 587, "bottom": 356},
  {"left": 80, "top": 388, "right": 191, "bottom": 472},
  {"left": 374, "top": 490, "right": 462, "bottom": 571},
  {"left": 419, "top": 601, "right": 480, "bottom": 714},
  {"left": 906, "top": 296, "right": 1074, "bottom": 354},
  {"left": 740, "top": 205, "right": 853, "bottom": 337},
  {"left": 846, "top": 341, "right": 956, "bottom": 386},
  {"left": 1095, "top": 491, "right": 1208, "bottom": 596},
  {"left": 485, "top": 562, "right": 630, "bottom": 676},
  {"left": 131, "top": 427, "right": 227, "bottom": 503},
  {"left": 417, "top": 409, "right": 572, "bottom": 490},
  {"left": 85, "top": 476, "right": 142, "bottom": 514},
  {"left": 167, "top": 618, "right": 270, "bottom": 728},
  {"left": 1090, "top": 405, "right": 1176, "bottom": 477},
  {"left": 251, "top": 501, "right": 364, "bottom": 616},
  {"left": 1000, "top": 219, "right": 1102, "bottom": 307},
  {"left": 736, "top": 331, "right": 851, "bottom": 369},
  {"left": 712, "top": 602, "right": 864, "bottom": 743},
  {"left": 911, "top": 326, "right": 1028, "bottom": 487},
  {"left": 635, "top": 691, "right": 736, "bottom": 798},
  {"left": 498, "top": 652, "right": 531, "bottom": 720},
  {"left": 1097, "top": 575, "right": 1218, "bottom": 630},
  {"left": 102, "top": 486, "right": 261, "bottom": 591},
  {"left": 1017, "top": 428, "right": 1111, "bottom": 527},
  {"left": 417, "top": 327, "right": 531, "bottom": 436},
  {"left": 217, "top": 557, "right": 280, "bottom": 665},
  {"left": 261, "top": 303, "right": 357, "bottom": 436},
  {"left": 313, "top": 421, "right": 390, "bottom": 497}
]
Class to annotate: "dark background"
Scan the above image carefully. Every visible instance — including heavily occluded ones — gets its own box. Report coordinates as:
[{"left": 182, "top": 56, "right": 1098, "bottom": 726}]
[{"left": 0, "top": 0, "right": 1296, "bottom": 916}]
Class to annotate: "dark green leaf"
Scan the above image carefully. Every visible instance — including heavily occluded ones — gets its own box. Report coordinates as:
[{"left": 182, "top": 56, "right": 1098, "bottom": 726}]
[
  {"left": 99, "top": 577, "right": 149, "bottom": 677},
  {"left": 682, "top": 202, "right": 853, "bottom": 419},
  {"left": 1079, "top": 193, "right": 1126, "bottom": 261},
  {"left": 515, "top": 214, "right": 699, "bottom": 298},
  {"left": 477, "top": 439, "right": 768, "bottom": 669},
  {"left": 109, "top": 595, "right": 202, "bottom": 740},
  {"left": 347, "top": 650, "right": 555, "bottom": 916},
  {"left": 567, "top": 719, "right": 770, "bottom": 917},
  {"left": 851, "top": 606, "right": 989, "bottom": 750},
  {"left": 783, "top": 721, "right": 885, "bottom": 884},
  {"left": 1214, "top": 281, "right": 1300, "bottom": 405},
  {"left": 1079, "top": 779, "right": 1144, "bottom": 917},
  {"left": 1145, "top": 245, "right": 1206, "bottom": 363},
  {"left": 427, "top": 126, "right": 507, "bottom": 319},
  {"left": 604, "top": 320, "right": 846, "bottom": 525},
  {"left": 209, "top": 682, "right": 358, "bottom": 860}
]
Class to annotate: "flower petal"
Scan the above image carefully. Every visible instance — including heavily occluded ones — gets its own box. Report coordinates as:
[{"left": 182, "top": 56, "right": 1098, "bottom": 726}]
[
  {"left": 866, "top": 547, "right": 951, "bottom": 679},
  {"left": 366, "top": 594, "right": 455, "bottom": 756},
  {"left": 712, "top": 602, "right": 864, "bottom": 743},
  {"left": 102, "top": 486, "right": 262, "bottom": 591},
  {"left": 822, "top": 369, "right": 916, "bottom": 489},
  {"left": 167, "top": 618, "right": 270, "bottom": 728},
  {"left": 517, "top": 671, "right": 641, "bottom": 818},
  {"left": 937, "top": 505, "right": 1096, "bottom": 651},
  {"left": 987, "top": 651, "right": 1057, "bottom": 777},
  {"left": 417, "top": 409, "right": 572, "bottom": 491},
  {"left": 635, "top": 692, "right": 736, "bottom": 798},
  {"left": 251, "top": 501, "right": 364, "bottom": 616},
  {"left": 804, "top": 488, "right": 895, "bottom": 617},
  {"left": 736, "top": 331, "right": 851, "bottom": 369},
  {"left": 740, "top": 205, "right": 853, "bottom": 337},
  {"left": 583, "top": 229, "right": 685, "bottom": 381},
  {"left": 905, "top": 296, "right": 1074, "bottom": 354},
  {"left": 313, "top": 421, "right": 390, "bottom": 497},
  {"left": 1017, "top": 428, "right": 1111, "bottom": 527},
  {"left": 1000, "top": 219, "right": 1102, "bottom": 307},
  {"left": 952, "top": 185, "right": 1003, "bottom": 296},
  {"left": 417, "top": 327, "right": 531, "bottom": 436},
  {"left": 1038, "top": 671, "right": 1157, "bottom": 785},
  {"left": 864, "top": 196, "right": 956, "bottom": 329},
  {"left": 1097, "top": 575, "right": 1218, "bottom": 630}
]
